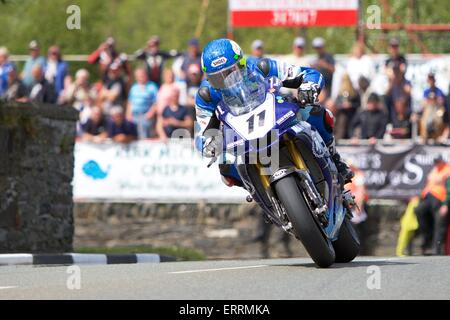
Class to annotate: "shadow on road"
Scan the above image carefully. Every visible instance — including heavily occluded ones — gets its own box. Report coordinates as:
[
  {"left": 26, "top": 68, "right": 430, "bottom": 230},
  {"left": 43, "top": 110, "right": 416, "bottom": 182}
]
[{"left": 273, "top": 259, "right": 416, "bottom": 269}]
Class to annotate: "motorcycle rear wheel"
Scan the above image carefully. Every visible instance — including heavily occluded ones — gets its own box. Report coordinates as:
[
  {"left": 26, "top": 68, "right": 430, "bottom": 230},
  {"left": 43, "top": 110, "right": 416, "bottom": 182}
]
[
  {"left": 332, "top": 216, "right": 360, "bottom": 263},
  {"left": 274, "top": 175, "right": 335, "bottom": 268}
]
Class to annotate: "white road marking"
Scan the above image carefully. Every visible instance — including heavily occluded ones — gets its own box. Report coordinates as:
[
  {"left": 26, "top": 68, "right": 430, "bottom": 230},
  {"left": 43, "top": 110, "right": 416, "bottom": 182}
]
[
  {"left": 170, "top": 265, "right": 268, "bottom": 274},
  {"left": 356, "top": 257, "right": 399, "bottom": 262},
  {"left": 0, "top": 286, "right": 17, "bottom": 290}
]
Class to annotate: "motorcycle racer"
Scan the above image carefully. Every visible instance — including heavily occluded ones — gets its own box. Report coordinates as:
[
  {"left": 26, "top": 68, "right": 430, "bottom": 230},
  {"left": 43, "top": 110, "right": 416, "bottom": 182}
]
[{"left": 195, "top": 38, "right": 353, "bottom": 187}]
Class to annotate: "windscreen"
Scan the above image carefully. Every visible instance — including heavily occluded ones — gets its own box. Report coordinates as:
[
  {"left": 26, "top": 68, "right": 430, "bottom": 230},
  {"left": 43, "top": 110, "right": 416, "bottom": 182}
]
[{"left": 221, "top": 70, "right": 267, "bottom": 116}]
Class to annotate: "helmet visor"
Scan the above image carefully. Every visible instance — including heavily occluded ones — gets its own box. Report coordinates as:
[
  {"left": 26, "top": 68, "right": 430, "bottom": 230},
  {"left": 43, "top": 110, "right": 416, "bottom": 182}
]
[{"left": 206, "top": 63, "right": 242, "bottom": 89}]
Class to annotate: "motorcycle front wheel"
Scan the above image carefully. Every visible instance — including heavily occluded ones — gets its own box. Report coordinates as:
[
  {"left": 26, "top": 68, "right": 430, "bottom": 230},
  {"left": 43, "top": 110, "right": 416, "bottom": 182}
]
[{"left": 274, "top": 175, "right": 335, "bottom": 268}]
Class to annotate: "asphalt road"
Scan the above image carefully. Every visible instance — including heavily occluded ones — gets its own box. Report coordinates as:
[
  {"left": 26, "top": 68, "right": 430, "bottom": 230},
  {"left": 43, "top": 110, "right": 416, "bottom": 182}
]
[{"left": 0, "top": 256, "right": 449, "bottom": 299}]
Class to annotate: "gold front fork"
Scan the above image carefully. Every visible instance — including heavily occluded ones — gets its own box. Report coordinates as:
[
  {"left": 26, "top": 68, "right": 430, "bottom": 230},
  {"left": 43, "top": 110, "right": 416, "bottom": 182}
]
[
  {"left": 284, "top": 134, "right": 307, "bottom": 170},
  {"left": 256, "top": 134, "right": 307, "bottom": 189},
  {"left": 256, "top": 162, "right": 271, "bottom": 189}
]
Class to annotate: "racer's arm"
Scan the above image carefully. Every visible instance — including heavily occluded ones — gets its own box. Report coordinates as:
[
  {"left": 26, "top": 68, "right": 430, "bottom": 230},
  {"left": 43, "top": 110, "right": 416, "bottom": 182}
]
[
  {"left": 253, "top": 57, "right": 324, "bottom": 104},
  {"left": 194, "top": 83, "right": 221, "bottom": 153},
  {"left": 253, "top": 57, "right": 325, "bottom": 91}
]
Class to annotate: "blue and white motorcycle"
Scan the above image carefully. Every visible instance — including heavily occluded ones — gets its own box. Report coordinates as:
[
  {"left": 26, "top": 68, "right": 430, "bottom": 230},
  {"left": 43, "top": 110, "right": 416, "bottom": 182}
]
[{"left": 207, "top": 71, "right": 360, "bottom": 268}]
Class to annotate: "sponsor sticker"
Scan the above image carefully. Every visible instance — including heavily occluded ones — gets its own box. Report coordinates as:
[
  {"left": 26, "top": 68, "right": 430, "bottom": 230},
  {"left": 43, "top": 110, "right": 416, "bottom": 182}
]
[
  {"left": 211, "top": 57, "right": 227, "bottom": 68},
  {"left": 276, "top": 110, "right": 294, "bottom": 125},
  {"left": 272, "top": 169, "right": 288, "bottom": 180},
  {"left": 230, "top": 40, "right": 241, "bottom": 55}
]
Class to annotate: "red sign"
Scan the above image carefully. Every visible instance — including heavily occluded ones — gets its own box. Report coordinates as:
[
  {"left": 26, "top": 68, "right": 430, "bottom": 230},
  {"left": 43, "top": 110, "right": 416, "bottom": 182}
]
[{"left": 229, "top": 0, "right": 359, "bottom": 27}]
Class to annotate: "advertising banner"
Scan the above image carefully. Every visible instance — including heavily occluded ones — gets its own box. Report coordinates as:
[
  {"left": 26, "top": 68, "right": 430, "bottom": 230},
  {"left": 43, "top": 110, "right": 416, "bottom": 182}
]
[
  {"left": 73, "top": 141, "right": 246, "bottom": 203},
  {"left": 340, "top": 145, "right": 450, "bottom": 200},
  {"left": 229, "top": 0, "right": 359, "bottom": 27},
  {"left": 74, "top": 142, "right": 449, "bottom": 202}
]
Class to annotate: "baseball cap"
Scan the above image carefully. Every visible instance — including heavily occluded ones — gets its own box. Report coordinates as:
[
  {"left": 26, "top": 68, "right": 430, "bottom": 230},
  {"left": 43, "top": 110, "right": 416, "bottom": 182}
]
[
  {"left": 188, "top": 38, "right": 199, "bottom": 46},
  {"left": 293, "top": 37, "right": 305, "bottom": 48},
  {"left": 389, "top": 38, "right": 400, "bottom": 47},
  {"left": 367, "top": 93, "right": 380, "bottom": 103},
  {"left": 29, "top": 40, "right": 39, "bottom": 50},
  {"left": 312, "top": 37, "right": 325, "bottom": 48},
  {"left": 251, "top": 39, "right": 264, "bottom": 50}
]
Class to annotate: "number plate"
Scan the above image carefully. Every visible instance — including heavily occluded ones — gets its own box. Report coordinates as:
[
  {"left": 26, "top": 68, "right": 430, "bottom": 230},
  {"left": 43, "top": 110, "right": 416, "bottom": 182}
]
[{"left": 225, "top": 93, "right": 276, "bottom": 140}]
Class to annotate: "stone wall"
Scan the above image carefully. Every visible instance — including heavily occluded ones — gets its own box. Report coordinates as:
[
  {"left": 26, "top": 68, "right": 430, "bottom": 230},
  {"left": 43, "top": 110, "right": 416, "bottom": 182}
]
[
  {"left": 74, "top": 201, "right": 408, "bottom": 259},
  {"left": 0, "top": 101, "right": 78, "bottom": 252}
]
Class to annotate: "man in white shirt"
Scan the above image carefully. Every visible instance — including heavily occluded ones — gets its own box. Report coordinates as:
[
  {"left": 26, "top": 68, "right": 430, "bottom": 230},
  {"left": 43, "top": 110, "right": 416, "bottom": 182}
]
[
  {"left": 346, "top": 42, "right": 375, "bottom": 90},
  {"left": 283, "top": 37, "right": 310, "bottom": 67},
  {"left": 280, "top": 37, "right": 310, "bottom": 96}
]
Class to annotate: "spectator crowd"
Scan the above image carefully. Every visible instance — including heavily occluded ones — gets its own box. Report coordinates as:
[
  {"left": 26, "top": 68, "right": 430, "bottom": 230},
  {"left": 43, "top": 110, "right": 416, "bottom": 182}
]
[
  {"left": 0, "top": 37, "right": 201, "bottom": 143},
  {"left": 0, "top": 36, "right": 449, "bottom": 144}
]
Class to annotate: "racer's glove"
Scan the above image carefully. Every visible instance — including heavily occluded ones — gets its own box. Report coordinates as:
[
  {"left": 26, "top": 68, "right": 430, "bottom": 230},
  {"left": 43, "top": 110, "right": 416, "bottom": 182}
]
[
  {"left": 298, "top": 82, "right": 320, "bottom": 105},
  {"left": 202, "top": 136, "right": 222, "bottom": 158}
]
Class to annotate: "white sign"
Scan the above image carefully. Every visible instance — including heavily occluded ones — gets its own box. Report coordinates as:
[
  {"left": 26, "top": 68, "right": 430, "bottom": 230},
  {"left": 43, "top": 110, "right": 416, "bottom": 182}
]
[{"left": 73, "top": 141, "right": 247, "bottom": 203}]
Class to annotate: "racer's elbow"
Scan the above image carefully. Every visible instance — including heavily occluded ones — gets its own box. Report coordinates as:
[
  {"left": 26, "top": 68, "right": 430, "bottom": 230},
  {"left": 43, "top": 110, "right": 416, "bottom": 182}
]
[{"left": 304, "top": 68, "right": 325, "bottom": 90}]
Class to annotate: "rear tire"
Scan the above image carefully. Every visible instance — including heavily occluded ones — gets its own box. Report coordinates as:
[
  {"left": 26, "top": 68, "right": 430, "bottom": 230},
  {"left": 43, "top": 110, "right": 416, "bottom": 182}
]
[
  {"left": 274, "top": 175, "right": 335, "bottom": 268},
  {"left": 332, "top": 216, "right": 360, "bottom": 263}
]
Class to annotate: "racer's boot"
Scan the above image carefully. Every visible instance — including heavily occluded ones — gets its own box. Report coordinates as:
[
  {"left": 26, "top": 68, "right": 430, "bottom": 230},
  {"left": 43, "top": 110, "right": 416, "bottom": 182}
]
[
  {"left": 219, "top": 164, "right": 244, "bottom": 187},
  {"left": 327, "top": 138, "right": 354, "bottom": 185}
]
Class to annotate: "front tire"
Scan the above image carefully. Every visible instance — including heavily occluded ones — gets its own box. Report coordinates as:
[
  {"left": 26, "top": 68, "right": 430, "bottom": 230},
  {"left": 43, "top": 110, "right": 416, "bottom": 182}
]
[
  {"left": 274, "top": 175, "right": 335, "bottom": 268},
  {"left": 332, "top": 216, "right": 360, "bottom": 263}
]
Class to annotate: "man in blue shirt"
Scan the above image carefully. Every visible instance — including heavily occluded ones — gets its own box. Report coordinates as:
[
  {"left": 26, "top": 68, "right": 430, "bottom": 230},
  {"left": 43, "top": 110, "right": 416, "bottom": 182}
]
[
  {"left": 159, "top": 89, "right": 193, "bottom": 138},
  {"left": 0, "top": 47, "right": 15, "bottom": 97},
  {"left": 126, "top": 68, "right": 158, "bottom": 139},
  {"left": 181, "top": 38, "right": 202, "bottom": 81},
  {"left": 108, "top": 106, "right": 138, "bottom": 143},
  {"left": 21, "top": 40, "right": 46, "bottom": 89},
  {"left": 44, "top": 46, "right": 68, "bottom": 98},
  {"left": 423, "top": 73, "right": 447, "bottom": 113}
]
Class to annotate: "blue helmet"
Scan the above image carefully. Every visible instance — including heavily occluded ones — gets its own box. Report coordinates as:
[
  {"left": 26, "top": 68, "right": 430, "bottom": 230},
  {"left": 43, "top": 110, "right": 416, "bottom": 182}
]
[{"left": 201, "top": 38, "right": 245, "bottom": 89}]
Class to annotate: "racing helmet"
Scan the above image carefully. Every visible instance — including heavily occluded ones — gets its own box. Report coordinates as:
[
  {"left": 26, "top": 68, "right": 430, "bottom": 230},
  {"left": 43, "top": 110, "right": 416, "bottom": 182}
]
[{"left": 201, "top": 38, "right": 246, "bottom": 89}]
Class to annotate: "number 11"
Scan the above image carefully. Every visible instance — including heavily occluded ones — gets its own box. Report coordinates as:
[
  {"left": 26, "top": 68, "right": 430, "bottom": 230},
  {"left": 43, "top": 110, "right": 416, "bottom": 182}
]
[{"left": 247, "top": 110, "right": 266, "bottom": 134}]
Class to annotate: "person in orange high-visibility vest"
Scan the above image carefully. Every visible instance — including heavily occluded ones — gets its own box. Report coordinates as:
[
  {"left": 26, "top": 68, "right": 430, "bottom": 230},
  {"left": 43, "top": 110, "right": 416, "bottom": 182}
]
[{"left": 415, "top": 155, "right": 450, "bottom": 255}]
